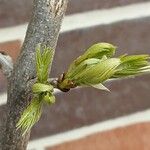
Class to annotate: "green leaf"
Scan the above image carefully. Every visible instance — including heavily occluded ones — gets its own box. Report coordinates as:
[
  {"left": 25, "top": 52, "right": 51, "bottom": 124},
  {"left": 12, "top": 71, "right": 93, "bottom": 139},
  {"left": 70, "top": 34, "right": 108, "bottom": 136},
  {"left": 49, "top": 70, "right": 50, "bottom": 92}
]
[
  {"left": 66, "top": 58, "right": 101, "bottom": 79},
  {"left": 36, "top": 45, "right": 53, "bottom": 83},
  {"left": 74, "top": 43, "right": 116, "bottom": 65},
  {"left": 16, "top": 98, "right": 42, "bottom": 135},
  {"left": 113, "top": 54, "right": 150, "bottom": 78},
  {"left": 43, "top": 93, "right": 56, "bottom": 105},
  {"left": 17, "top": 45, "right": 56, "bottom": 135},
  {"left": 76, "top": 58, "right": 121, "bottom": 85},
  {"left": 67, "top": 43, "right": 116, "bottom": 74},
  {"left": 32, "top": 83, "right": 53, "bottom": 93},
  {"left": 60, "top": 57, "right": 121, "bottom": 91},
  {"left": 120, "top": 54, "right": 149, "bottom": 63}
]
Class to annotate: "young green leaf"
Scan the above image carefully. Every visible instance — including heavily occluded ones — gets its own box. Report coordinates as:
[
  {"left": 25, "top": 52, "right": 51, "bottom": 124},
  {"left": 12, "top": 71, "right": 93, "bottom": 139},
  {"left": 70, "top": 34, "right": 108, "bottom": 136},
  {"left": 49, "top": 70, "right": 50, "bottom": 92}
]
[
  {"left": 32, "top": 83, "right": 53, "bottom": 93},
  {"left": 17, "top": 45, "right": 56, "bottom": 135},
  {"left": 36, "top": 45, "right": 53, "bottom": 83},
  {"left": 67, "top": 43, "right": 116, "bottom": 74},
  {"left": 76, "top": 58, "right": 121, "bottom": 85},
  {"left": 43, "top": 93, "right": 56, "bottom": 105},
  {"left": 75, "top": 43, "right": 116, "bottom": 65},
  {"left": 66, "top": 58, "right": 101, "bottom": 79},
  {"left": 59, "top": 58, "right": 121, "bottom": 90},
  {"left": 58, "top": 43, "right": 150, "bottom": 92},
  {"left": 16, "top": 98, "right": 42, "bottom": 136},
  {"left": 113, "top": 54, "right": 150, "bottom": 78}
]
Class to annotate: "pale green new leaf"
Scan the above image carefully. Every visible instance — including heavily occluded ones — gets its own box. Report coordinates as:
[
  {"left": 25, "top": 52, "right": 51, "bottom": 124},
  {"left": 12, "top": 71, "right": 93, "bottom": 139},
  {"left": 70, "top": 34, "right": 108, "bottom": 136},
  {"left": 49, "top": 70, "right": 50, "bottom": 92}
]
[
  {"left": 66, "top": 58, "right": 101, "bottom": 79},
  {"left": 16, "top": 98, "right": 42, "bottom": 135},
  {"left": 36, "top": 46, "right": 53, "bottom": 83},
  {"left": 61, "top": 43, "right": 150, "bottom": 92},
  {"left": 32, "top": 83, "right": 53, "bottom": 93},
  {"left": 17, "top": 45, "right": 55, "bottom": 135},
  {"left": 76, "top": 58, "right": 121, "bottom": 85},
  {"left": 75, "top": 43, "right": 116, "bottom": 65},
  {"left": 43, "top": 93, "right": 56, "bottom": 105},
  {"left": 113, "top": 54, "right": 150, "bottom": 78},
  {"left": 67, "top": 43, "right": 116, "bottom": 74}
]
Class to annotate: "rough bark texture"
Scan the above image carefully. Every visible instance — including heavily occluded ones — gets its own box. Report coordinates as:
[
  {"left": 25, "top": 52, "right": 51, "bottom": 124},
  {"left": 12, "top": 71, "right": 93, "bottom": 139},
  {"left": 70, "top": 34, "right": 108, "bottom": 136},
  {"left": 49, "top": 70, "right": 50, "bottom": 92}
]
[{"left": 0, "top": 0, "right": 68, "bottom": 149}]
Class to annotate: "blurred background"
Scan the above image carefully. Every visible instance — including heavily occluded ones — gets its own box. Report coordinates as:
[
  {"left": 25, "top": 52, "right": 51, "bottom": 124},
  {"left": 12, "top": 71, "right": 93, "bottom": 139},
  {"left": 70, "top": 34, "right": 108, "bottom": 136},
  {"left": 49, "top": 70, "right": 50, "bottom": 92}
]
[{"left": 0, "top": 0, "right": 150, "bottom": 150}]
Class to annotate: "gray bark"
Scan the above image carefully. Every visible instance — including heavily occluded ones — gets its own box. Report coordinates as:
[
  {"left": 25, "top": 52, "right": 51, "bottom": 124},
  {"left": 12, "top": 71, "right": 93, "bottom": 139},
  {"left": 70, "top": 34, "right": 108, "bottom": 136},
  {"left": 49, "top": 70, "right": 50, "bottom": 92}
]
[
  {"left": 0, "top": 0, "right": 68, "bottom": 149},
  {"left": 0, "top": 52, "right": 13, "bottom": 77}
]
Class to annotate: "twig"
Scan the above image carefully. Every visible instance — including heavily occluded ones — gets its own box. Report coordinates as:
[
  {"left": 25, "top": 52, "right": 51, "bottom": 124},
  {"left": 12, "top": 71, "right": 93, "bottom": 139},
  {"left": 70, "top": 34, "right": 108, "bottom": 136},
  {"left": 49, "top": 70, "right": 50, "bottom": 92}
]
[
  {"left": 1, "top": 0, "right": 69, "bottom": 149},
  {"left": 0, "top": 51, "right": 13, "bottom": 77}
]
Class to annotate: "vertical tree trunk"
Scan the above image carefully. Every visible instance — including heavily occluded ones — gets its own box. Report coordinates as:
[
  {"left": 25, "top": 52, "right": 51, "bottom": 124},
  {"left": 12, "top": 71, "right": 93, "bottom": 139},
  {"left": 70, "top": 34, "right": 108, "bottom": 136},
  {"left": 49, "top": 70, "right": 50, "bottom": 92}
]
[{"left": 0, "top": 0, "right": 68, "bottom": 149}]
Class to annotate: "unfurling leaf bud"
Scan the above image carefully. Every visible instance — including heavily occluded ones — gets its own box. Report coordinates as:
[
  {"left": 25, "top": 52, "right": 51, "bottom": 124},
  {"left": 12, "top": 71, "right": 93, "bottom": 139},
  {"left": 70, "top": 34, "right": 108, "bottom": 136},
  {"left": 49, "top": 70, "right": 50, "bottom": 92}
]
[
  {"left": 32, "top": 83, "right": 53, "bottom": 93},
  {"left": 74, "top": 43, "right": 116, "bottom": 65},
  {"left": 66, "top": 58, "right": 101, "bottom": 79},
  {"left": 60, "top": 58, "right": 120, "bottom": 89},
  {"left": 17, "top": 45, "right": 56, "bottom": 135},
  {"left": 16, "top": 98, "right": 42, "bottom": 136},
  {"left": 58, "top": 43, "right": 119, "bottom": 91},
  {"left": 17, "top": 42, "right": 150, "bottom": 136},
  {"left": 58, "top": 42, "right": 150, "bottom": 92},
  {"left": 36, "top": 45, "right": 53, "bottom": 83},
  {"left": 113, "top": 54, "right": 150, "bottom": 78},
  {"left": 43, "top": 93, "right": 56, "bottom": 105},
  {"left": 67, "top": 43, "right": 116, "bottom": 75},
  {"left": 76, "top": 58, "right": 121, "bottom": 85}
]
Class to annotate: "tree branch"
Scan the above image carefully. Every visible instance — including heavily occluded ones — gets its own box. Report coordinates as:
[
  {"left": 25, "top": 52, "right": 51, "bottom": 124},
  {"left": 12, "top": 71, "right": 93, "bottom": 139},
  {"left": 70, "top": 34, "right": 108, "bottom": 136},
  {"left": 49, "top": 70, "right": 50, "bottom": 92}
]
[
  {"left": 0, "top": 51, "right": 13, "bottom": 78},
  {"left": 1, "top": 0, "right": 68, "bottom": 150}
]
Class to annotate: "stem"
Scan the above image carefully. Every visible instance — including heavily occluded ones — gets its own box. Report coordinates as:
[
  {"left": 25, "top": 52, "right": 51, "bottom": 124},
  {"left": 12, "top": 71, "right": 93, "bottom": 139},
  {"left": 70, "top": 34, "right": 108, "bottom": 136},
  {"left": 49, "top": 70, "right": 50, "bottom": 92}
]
[
  {"left": 0, "top": 51, "right": 13, "bottom": 77},
  {"left": 0, "top": 0, "right": 68, "bottom": 150}
]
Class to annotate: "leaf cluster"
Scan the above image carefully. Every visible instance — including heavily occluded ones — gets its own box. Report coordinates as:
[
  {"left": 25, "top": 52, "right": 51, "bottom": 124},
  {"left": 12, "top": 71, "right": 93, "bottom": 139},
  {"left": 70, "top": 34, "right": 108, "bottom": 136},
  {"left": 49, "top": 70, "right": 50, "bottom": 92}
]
[
  {"left": 17, "top": 42, "right": 150, "bottom": 135},
  {"left": 58, "top": 43, "right": 150, "bottom": 91},
  {"left": 17, "top": 45, "right": 55, "bottom": 135},
  {"left": 36, "top": 46, "right": 53, "bottom": 83}
]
